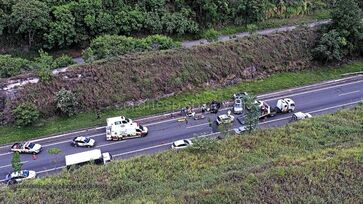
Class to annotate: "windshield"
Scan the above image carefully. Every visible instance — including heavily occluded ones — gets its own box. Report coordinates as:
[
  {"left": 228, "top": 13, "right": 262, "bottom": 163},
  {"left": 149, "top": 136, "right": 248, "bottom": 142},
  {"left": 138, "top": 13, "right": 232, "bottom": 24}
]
[
  {"left": 84, "top": 138, "right": 90, "bottom": 143},
  {"left": 21, "top": 170, "right": 29, "bottom": 177},
  {"left": 27, "top": 143, "right": 35, "bottom": 149}
]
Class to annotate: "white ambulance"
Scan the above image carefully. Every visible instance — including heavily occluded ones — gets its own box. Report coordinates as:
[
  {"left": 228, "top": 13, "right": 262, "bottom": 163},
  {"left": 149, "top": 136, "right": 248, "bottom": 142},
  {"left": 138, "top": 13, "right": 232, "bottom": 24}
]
[{"left": 106, "top": 116, "right": 148, "bottom": 141}]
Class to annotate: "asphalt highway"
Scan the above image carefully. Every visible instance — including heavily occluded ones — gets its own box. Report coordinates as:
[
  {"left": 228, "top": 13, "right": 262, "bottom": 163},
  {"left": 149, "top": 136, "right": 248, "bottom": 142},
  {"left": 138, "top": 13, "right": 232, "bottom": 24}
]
[{"left": 0, "top": 75, "right": 362, "bottom": 182}]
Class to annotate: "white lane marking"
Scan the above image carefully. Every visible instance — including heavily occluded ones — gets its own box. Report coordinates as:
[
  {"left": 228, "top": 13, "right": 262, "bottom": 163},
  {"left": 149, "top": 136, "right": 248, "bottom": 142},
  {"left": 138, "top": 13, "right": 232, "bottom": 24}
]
[
  {"left": 37, "top": 166, "right": 65, "bottom": 174},
  {"left": 260, "top": 116, "right": 290, "bottom": 124},
  {"left": 113, "top": 132, "right": 222, "bottom": 158},
  {"left": 309, "top": 100, "right": 362, "bottom": 114},
  {"left": 1, "top": 98, "right": 361, "bottom": 177},
  {"left": 258, "top": 76, "right": 363, "bottom": 99},
  {"left": 42, "top": 133, "right": 105, "bottom": 147},
  {"left": 0, "top": 79, "right": 362, "bottom": 150},
  {"left": 0, "top": 152, "right": 11, "bottom": 157},
  {"left": 338, "top": 90, "right": 360, "bottom": 96},
  {"left": 263, "top": 80, "right": 363, "bottom": 102},
  {"left": 186, "top": 123, "right": 209, "bottom": 129},
  {"left": 97, "top": 140, "right": 126, "bottom": 148},
  {"left": 0, "top": 161, "right": 29, "bottom": 170}
]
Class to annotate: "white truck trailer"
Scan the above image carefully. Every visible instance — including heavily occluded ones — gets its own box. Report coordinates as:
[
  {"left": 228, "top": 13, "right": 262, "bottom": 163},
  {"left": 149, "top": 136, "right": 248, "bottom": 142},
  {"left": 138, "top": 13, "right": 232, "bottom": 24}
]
[
  {"left": 106, "top": 116, "right": 148, "bottom": 141},
  {"left": 65, "top": 149, "right": 112, "bottom": 168}
]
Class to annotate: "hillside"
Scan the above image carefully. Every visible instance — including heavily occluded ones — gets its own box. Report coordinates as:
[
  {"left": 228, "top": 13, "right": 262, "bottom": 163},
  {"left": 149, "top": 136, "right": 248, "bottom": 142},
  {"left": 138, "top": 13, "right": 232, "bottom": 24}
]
[
  {"left": 4, "top": 28, "right": 319, "bottom": 120},
  {"left": 1, "top": 104, "right": 362, "bottom": 203}
]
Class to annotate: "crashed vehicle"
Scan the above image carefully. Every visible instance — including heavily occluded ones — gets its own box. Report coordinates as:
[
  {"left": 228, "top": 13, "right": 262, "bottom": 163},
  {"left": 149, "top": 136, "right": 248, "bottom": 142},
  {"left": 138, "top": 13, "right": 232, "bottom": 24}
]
[
  {"left": 208, "top": 101, "right": 222, "bottom": 113},
  {"left": 11, "top": 142, "right": 42, "bottom": 154},
  {"left": 233, "top": 98, "right": 244, "bottom": 114},
  {"left": 291, "top": 112, "right": 312, "bottom": 121}
]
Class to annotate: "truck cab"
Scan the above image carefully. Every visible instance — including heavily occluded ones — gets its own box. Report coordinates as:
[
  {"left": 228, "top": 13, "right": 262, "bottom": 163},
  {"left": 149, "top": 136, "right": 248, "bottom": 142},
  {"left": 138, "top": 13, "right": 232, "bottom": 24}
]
[{"left": 276, "top": 98, "right": 295, "bottom": 113}]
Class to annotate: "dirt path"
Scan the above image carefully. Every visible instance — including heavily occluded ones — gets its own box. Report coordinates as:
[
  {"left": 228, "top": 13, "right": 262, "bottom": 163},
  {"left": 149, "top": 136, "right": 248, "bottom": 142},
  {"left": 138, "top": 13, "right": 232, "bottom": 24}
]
[{"left": 181, "top": 20, "right": 330, "bottom": 48}]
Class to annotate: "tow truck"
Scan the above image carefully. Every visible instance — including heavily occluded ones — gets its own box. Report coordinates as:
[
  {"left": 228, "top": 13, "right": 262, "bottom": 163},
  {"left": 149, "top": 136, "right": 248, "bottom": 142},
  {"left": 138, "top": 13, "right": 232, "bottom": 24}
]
[{"left": 238, "top": 98, "right": 296, "bottom": 123}]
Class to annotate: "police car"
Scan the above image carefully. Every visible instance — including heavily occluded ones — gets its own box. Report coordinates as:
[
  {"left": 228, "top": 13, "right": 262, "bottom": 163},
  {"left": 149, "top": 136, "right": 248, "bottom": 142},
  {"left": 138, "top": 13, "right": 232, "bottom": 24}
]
[
  {"left": 171, "top": 139, "right": 193, "bottom": 149},
  {"left": 5, "top": 170, "right": 37, "bottom": 185},
  {"left": 71, "top": 136, "right": 96, "bottom": 147},
  {"left": 11, "top": 142, "right": 42, "bottom": 154}
]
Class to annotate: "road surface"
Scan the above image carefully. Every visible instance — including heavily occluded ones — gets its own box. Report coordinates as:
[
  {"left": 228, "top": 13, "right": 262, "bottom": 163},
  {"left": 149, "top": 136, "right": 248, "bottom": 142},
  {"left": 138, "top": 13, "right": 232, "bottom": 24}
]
[{"left": 0, "top": 74, "right": 362, "bottom": 182}]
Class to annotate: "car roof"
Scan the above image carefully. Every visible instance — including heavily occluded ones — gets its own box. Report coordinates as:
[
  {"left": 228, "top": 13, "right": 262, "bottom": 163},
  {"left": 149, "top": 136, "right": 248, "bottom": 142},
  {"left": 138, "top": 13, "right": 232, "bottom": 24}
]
[
  {"left": 9, "top": 170, "right": 28, "bottom": 178},
  {"left": 75, "top": 136, "right": 87, "bottom": 141},
  {"left": 293, "top": 112, "right": 307, "bottom": 118},
  {"left": 218, "top": 114, "right": 229, "bottom": 119},
  {"left": 173, "top": 139, "right": 190, "bottom": 146}
]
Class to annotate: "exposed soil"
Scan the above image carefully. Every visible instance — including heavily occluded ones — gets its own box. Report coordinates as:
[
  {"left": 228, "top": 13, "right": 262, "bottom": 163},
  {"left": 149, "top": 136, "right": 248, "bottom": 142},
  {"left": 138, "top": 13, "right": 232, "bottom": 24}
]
[{"left": 4, "top": 28, "right": 319, "bottom": 120}]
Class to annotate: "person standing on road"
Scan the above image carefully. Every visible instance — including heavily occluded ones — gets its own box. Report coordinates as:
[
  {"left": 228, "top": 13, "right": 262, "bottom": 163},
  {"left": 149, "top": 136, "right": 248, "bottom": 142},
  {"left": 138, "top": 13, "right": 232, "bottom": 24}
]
[{"left": 185, "top": 117, "right": 188, "bottom": 125}]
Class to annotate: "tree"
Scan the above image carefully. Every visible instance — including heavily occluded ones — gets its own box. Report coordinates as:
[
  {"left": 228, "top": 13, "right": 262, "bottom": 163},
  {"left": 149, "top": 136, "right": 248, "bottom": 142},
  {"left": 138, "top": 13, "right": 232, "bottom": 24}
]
[
  {"left": 12, "top": 103, "right": 40, "bottom": 127},
  {"left": 44, "top": 4, "right": 76, "bottom": 49},
  {"left": 234, "top": 0, "right": 268, "bottom": 25},
  {"left": 330, "top": 0, "right": 363, "bottom": 54},
  {"left": 11, "top": 0, "right": 50, "bottom": 48},
  {"left": 0, "top": 9, "right": 6, "bottom": 35},
  {"left": 313, "top": 30, "right": 347, "bottom": 63},
  {"left": 243, "top": 94, "right": 260, "bottom": 133},
  {"left": 56, "top": 88, "right": 78, "bottom": 117},
  {"left": 11, "top": 152, "right": 22, "bottom": 172}
]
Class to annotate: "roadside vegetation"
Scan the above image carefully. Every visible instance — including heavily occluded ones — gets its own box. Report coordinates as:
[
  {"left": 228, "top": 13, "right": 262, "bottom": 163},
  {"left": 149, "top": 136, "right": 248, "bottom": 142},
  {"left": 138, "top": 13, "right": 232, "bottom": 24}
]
[
  {"left": 0, "top": 0, "right": 362, "bottom": 143},
  {"left": 0, "top": 0, "right": 333, "bottom": 51},
  {"left": 1, "top": 104, "right": 362, "bottom": 203},
  {"left": 0, "top": 60, "right": 362, "bottom": 145}
]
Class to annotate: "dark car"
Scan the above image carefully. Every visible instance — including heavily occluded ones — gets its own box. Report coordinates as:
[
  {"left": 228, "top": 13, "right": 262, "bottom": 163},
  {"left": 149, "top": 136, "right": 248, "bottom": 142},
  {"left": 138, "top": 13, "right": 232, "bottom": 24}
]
[{"left": 209, "top": 101, "right": 221, "bottom": 113}]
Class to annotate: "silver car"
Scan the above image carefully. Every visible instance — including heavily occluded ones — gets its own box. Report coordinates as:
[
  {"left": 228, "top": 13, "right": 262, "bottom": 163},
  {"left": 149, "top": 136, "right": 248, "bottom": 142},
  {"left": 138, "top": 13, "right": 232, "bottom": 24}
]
[{"left": 233, "top": 99, "right": 243, "bottom": 114}]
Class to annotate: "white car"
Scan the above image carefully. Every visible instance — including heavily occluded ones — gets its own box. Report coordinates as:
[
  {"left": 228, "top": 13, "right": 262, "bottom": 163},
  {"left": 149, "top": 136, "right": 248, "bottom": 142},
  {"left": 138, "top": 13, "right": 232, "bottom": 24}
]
[
  {"left": 5, "top": 170, "right": 37, "bottom": 185},
  {"left": 216, "top": 114, "right": 235, "bottom": 125},
  {"left": 233, "top": 92, "right": 248, "bottom": 99},
  {"left": 233, "top": 126, "right": 246, "bottom": 134},
  {"left": 171, "top": 139, "right": 193, "bottom": 149},
  {"left": 291, "top": 112, "right": 312, "bottom": 121},
  {"left": 11, "top": 142, "right": 42, "bottom": 154},
  {"left": 233, "top": 98, "right": 243, "bottom": 114},
  {"left": 72, "top": 136, "right": 96, "bottom": 147}
]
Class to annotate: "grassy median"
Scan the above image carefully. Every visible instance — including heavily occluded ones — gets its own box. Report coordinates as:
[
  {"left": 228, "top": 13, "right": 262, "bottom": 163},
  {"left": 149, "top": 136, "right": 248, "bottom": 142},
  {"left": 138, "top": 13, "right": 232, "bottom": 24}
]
[
  {"left": 1, "top": 104, "right": 362, "bottom": 203},
  {"left": 0, "top": 60, "right": 362, "bottom": 145}
]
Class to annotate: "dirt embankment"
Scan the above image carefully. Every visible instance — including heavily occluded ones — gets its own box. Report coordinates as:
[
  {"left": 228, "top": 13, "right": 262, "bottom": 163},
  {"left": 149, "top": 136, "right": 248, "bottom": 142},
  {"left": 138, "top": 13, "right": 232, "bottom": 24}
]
[{"left": 5, "top": 28, "right": 318, "bottom": 119}]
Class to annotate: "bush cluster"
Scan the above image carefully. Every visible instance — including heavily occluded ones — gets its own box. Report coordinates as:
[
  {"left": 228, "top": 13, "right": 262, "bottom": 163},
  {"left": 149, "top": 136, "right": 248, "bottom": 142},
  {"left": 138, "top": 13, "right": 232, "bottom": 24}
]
[
  {"left": 0, "top": 0, "right": 332, "bottom": 49},
  {"left": 83, "top": 34, "right": 181, "bottom": 62},
  {"left": 0, "top": 51, "right": 74, "bottom": 78}
]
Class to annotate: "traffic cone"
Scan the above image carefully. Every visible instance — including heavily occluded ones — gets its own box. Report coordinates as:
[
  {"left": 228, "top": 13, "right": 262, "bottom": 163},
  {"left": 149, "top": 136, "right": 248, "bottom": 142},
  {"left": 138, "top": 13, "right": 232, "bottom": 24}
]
[{"left": 32, "top": 154, "right": 37, "bottom": 160}]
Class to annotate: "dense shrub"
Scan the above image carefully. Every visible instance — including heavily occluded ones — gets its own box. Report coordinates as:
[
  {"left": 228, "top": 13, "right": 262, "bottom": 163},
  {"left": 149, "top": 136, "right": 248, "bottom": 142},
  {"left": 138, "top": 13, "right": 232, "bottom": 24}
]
[
  {"left": 201, "top": 28, "right": 220, "bottom": 42},
  {"left": 55, "top": 88, "right": 78, "bottom": 117},
  {"left": 83, "top": 34, "right": 180, "bottom": 62},
  {"left": 0, "top": 0, "right": 333, "bottom": 49},
  {"left": 314, "top": 0, "right": 363, "bottom": 62},
  {"left": 12, "top": 103, "right": 40, "bottom": 127},
  {"left": 52, "top": 55, "right": 74, "bottom": 68},
  {"left": 313, "top": 30, "right": 347, "bottom": 62},
  {"left": 0, "top": 55, "right": 30, "bottom": 78}
]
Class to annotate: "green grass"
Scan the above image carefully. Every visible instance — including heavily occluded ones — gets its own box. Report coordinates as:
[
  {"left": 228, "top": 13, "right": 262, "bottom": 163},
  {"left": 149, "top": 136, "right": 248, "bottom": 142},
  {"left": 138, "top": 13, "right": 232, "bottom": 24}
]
[
  {"left": 1, "top": 104, "right": 362, "bottom": 203},
  {"left": 47, "top": 148, "right": 61, "bottom": 155},
  {"left": 0, "top": 60, "right": 362, "bottom": 145}
]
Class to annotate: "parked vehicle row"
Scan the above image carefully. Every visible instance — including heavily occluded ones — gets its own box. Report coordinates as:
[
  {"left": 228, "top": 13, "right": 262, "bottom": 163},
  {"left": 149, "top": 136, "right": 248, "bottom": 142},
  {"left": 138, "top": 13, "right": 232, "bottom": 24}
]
[{"left": 5, "top": 92, "right": 313, "bottom": 184}]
